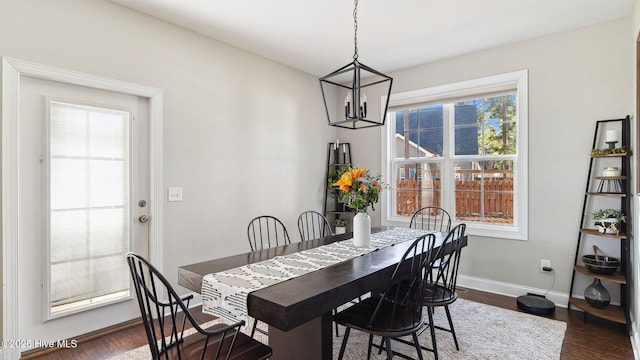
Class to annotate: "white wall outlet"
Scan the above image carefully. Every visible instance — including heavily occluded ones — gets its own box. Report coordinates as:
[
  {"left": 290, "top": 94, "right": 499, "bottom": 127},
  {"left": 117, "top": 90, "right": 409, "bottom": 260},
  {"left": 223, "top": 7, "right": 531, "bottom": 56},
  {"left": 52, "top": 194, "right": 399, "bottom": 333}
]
[
  {"left": 168, "top": 187, "right": 183, "bottom": 202},
  {"left": 540, "top": 259, "right": 551, "bottom": 272}
]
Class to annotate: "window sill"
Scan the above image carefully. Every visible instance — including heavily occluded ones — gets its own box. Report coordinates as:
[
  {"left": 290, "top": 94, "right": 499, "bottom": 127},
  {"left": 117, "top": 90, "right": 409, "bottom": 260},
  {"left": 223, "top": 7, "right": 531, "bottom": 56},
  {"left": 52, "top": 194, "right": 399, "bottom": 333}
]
[{"left": 382, "top": 218, "right": 527, "bottom": 240}]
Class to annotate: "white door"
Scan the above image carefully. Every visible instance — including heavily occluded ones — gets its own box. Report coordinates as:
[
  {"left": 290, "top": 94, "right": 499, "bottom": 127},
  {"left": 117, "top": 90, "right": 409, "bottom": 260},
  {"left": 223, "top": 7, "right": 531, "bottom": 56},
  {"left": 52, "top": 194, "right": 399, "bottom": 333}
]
[{"left": 17, "top": 75, "right": 151, "bottom": 349}]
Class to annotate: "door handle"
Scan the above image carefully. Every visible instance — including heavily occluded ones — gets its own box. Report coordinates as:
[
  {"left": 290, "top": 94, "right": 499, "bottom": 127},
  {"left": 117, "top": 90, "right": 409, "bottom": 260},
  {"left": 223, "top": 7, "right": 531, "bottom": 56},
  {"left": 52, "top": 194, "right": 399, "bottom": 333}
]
[{"left": 138, "top": 214, "right": 149, "bottom": 223}]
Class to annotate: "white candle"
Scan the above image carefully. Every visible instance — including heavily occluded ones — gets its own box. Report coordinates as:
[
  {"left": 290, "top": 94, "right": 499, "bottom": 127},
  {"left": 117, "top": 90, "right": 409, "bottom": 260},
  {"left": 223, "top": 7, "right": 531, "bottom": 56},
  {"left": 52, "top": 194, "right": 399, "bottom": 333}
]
[
  {"left": 606, "top": 130, "right": 617, "bottom": 143},
  {"left": 344, "top": 93, "right": 351, "bottom": 118},
  {"left": 361, "top": 93, "right": 367, "bottom": 117}
]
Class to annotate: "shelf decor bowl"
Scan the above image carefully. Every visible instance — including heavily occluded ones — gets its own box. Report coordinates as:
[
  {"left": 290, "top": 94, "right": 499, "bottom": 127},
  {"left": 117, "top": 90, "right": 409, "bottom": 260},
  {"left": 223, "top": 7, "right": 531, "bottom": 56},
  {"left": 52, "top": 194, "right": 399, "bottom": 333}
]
[{"left": 582, "top": 254, "right": 620, "bottom": 275}]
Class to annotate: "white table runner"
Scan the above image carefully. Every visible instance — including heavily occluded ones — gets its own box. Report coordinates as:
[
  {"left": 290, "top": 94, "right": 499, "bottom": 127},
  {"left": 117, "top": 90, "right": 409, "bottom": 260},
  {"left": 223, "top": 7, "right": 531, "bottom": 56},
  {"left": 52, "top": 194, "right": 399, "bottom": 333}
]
[{"left": 201, "top": 227, "right": 434, "bottom": 324}]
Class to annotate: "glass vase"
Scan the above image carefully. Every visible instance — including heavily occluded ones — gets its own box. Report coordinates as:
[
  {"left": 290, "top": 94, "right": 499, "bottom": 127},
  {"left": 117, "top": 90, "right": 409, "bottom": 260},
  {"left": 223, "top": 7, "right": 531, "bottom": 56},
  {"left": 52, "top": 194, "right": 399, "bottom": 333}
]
[
  {"left": 584, "top": 278, "right": 611, "bottom": 308},
  {"left": 352, "top": 212, "right": 371, "bottom": 247}
]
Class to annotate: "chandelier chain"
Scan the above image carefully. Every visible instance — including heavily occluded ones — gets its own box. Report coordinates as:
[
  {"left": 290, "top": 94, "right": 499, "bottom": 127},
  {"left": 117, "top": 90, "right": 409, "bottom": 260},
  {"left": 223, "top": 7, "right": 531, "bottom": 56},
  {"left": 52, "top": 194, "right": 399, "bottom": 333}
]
[{"left": 353, "top": 0, "right": 358, "bottom": 60}]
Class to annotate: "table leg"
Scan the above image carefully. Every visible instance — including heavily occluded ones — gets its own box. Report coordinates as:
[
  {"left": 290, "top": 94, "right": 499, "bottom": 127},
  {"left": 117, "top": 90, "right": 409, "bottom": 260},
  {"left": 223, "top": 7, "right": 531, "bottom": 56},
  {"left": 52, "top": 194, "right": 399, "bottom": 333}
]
[{"left": 267, "top": 312, "right": 333, "bottom": 360}]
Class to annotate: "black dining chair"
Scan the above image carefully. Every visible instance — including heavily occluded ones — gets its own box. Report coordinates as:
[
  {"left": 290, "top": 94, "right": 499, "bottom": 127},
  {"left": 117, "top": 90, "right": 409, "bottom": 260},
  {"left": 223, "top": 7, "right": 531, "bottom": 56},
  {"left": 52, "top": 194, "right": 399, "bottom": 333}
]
[
  {"left": 247, "top": 215, "right": 291, "bottom": 251},
  {"left": 246, "top": 215, "right": 291, "bottom": 337},
  {"left": 296, "top": 209, "right": 356, "bottom": 338},
  {"left": 409, "top": 206, "right": 452, "bottom": 233},
  {"left": 421, "top": 223, "right": 466, "bottom": 360},
  {"left": 333, "top": 233, "right": 437, "bottom": 360},
  {"left": 126, "top": 252, "right": 272, "bottom": 360},
  {"left": 297, "top": 210, "right": 334, "bottom": 241}
]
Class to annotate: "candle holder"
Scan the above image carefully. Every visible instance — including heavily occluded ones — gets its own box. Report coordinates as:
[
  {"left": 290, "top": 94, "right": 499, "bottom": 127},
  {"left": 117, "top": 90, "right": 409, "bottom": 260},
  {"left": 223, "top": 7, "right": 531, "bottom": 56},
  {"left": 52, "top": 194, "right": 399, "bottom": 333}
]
[{"left": 606, "top": 140, "right": 617, "bottom": 150}]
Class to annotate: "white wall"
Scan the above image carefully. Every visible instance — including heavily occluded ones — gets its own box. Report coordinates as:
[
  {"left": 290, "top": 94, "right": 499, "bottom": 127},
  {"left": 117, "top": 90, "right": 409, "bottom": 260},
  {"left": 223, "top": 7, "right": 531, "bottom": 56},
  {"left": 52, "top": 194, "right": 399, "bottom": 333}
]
[
  {"left": 0, "top": 0, "right": 334, "bottom": 319},
  {"left": 346, "top": 18, "right": 635, "bottom": 301}
]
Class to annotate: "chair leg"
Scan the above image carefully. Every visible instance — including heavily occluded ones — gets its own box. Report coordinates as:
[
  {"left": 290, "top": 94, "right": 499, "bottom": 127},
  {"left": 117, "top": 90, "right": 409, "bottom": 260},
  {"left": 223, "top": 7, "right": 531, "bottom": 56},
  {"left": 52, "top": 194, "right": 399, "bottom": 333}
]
[
  {"left": 366, "top": 334, "right": 374, "bottom": 360},
  {"left": 427, "top": 307, "right": 439, "bottom": 360},
  {"left": 444, "top": 305, "right": 459, "bottom": 351},
  {"left": 332, "top": 308, "right": 340, "bottom": 337},
  {"left": 250, "top": 319, "right": 258, "bottom": 338},
  {"left": 337, "top": 327, "right": 351, "bottom": 360},
  {"left": 412, "top": 332, "right": 424, "bottom": 360},
  {"left": 385, "top": 337, "right": 393, "bottom": 360}
]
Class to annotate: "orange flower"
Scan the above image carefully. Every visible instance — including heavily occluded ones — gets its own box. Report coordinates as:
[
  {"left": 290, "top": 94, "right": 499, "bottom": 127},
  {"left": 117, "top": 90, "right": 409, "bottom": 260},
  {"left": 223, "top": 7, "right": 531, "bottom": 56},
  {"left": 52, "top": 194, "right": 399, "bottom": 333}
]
[
  {"left": 333, "top": 172, "right": 352, "bottom": 193},
  {"left": 350, "top": 166, "right": 366, "bottom": 179},
  {"left": 332, "top": 165, "right": 382, "bottom": 213}
]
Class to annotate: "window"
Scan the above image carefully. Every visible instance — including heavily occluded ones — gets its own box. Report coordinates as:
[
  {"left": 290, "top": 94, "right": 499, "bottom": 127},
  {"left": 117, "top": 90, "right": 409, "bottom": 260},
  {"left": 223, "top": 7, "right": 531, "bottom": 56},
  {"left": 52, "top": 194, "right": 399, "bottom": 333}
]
[
  {"left": 46, "top": 100, "right": 131, "bottom": 318},
  {"left": 383, "top": 70, "right": 528, "bottom": 240}
]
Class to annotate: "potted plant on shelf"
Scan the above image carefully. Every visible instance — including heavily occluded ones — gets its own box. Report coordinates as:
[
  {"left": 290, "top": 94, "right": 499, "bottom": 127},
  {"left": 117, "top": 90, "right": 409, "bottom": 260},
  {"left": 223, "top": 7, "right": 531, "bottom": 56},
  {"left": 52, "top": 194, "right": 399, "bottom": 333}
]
[
  {"left": 328, "top": 191, "right": 345, "bottom": 212},
  {"left": 332, "top": 218, "right": 348, "bottom": 235},
  {"left": 592, "top": 209, "right": 626, "bottom": 235}
]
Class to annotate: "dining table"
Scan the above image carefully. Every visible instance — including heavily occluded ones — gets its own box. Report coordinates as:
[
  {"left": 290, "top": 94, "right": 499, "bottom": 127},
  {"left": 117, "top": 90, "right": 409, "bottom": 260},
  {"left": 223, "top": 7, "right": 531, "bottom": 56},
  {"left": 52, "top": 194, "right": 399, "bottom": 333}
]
[{"left": 178, "top": 226, "right": 467, "bottom": 360}]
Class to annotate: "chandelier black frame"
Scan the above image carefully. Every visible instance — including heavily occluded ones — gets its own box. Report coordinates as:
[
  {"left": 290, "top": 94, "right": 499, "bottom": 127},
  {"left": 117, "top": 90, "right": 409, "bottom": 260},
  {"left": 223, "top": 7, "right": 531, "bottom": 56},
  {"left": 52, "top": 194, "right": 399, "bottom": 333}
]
[{"left": 319, "top": 0, "right": 393, "bottom": 129}]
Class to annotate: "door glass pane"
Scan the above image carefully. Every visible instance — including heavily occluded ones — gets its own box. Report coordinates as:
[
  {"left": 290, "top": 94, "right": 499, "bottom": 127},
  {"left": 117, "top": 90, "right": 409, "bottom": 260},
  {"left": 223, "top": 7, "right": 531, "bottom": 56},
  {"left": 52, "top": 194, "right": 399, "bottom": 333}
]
[{"left": 48, "top": 100, "right": 130, "bottom": 317}]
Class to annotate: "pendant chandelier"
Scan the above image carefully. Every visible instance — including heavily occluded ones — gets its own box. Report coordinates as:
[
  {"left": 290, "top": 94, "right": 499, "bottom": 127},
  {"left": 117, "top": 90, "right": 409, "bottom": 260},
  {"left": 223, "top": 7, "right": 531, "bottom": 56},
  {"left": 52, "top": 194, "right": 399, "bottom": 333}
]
[{"left": 319, "top": 0, "right": 393, "bottom": 129}]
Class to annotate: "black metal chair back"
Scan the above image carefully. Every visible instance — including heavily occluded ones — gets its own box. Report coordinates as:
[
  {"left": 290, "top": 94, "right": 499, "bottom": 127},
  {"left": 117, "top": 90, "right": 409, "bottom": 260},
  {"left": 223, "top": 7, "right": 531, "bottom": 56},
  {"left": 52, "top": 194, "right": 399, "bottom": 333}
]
[
  {"left": 427, "top": 223, "right": 465, "bottom": 298},
  {"left": 422, "top": 223, "right": 466, "bottom": 359},
  {"left": 368, "top": 233, "right": 437, "bottom": 332},
  {"left": 334, "top": 233, "right": 437, "bottom": 360},
  {"left": 297, "top": 210, "right": 334, "bottom": 241},
  {"left": 247, "top": 215, "right": 291, "bottom": 251},
  {"left": 409, "top": 206, "right": 452, "bottom": 233},
  {"left": 126, "top": 252, "right": 272, "bottom": 360}
]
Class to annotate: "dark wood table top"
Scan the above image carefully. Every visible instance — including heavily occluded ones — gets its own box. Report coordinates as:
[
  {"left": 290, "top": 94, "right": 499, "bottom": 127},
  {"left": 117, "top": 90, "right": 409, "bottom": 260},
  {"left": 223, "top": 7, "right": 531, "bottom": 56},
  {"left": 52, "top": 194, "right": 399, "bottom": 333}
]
[
  {"left": 178, "top": 226, "right": 467, "bottom": 332},
  {"left": 178, "top": 229, "right": 355, "bottom": 293}
]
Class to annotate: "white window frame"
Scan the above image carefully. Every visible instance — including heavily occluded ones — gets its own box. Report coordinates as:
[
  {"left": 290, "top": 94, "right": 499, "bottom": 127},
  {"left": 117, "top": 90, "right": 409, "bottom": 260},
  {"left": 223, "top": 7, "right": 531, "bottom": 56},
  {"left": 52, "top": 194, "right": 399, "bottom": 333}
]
[{"left": 381, "top": 70, "right": 528, "bottom": 240}]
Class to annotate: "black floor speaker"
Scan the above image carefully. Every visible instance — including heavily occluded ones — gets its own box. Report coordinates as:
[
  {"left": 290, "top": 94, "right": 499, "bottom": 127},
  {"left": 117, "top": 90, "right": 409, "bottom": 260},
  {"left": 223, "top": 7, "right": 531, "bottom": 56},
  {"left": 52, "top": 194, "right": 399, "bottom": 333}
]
[{"left": 516, "top": 293, "right": 555, "bottom": 315}]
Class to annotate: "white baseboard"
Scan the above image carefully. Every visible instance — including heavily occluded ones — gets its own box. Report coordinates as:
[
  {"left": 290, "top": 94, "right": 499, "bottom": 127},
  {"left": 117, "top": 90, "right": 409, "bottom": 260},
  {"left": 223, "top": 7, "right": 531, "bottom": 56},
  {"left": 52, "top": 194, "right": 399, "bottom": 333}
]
[{"left": 457, "top": 274, "right": 569, "bottom": 307}]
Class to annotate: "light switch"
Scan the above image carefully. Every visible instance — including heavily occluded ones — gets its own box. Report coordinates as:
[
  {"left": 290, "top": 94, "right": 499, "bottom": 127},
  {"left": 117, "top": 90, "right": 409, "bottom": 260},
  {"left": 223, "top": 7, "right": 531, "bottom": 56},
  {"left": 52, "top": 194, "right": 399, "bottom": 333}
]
[{"left": 168, "top": 187, "right": 183, "bottom": 202}]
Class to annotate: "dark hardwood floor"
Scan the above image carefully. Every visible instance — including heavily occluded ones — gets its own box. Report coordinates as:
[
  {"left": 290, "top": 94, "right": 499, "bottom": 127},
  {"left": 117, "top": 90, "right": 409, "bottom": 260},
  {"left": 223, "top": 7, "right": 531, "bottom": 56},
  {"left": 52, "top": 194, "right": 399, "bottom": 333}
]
[{"left": 22, "top": 287, "right": 634, "bottom": 359}]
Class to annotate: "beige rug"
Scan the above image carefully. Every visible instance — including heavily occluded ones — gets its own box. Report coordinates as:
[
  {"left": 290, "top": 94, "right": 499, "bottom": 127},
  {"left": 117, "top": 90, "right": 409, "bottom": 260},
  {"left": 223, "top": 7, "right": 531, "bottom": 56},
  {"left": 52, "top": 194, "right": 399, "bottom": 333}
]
[{"left": 108, "top": 298, "right": 566, "bottom": 360}]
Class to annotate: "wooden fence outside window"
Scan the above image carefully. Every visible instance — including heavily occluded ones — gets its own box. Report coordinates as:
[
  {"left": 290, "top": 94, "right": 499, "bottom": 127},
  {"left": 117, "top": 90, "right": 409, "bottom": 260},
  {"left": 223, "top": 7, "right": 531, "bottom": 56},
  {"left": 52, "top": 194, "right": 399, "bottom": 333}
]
[{"left": 396, "top": 176, "right": 513, "bottom": 224}]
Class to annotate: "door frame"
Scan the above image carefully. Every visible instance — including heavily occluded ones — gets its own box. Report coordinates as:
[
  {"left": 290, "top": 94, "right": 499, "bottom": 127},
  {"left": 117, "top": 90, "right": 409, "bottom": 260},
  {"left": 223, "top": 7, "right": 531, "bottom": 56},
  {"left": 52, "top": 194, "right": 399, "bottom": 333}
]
[{"left": 1, "top": 57, "right": 163, "bottom": 360}]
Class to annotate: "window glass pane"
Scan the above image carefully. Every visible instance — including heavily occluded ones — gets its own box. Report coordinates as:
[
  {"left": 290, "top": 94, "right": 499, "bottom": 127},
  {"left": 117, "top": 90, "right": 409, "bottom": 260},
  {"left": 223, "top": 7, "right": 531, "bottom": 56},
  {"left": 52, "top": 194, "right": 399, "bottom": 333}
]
[
  {"left": 89, "top": 159, "right": 127, "bottom": 208},
  {"left": 48, "top": 100, "right": 130, "bottom": 316},
  {"left": 395, "top": 105, "right": 444, "bottom": 159},
  {"left": 454, "top": 160, "right": 514, "bottom": 224},
  {"left": 51, "top": 158, "right": 88, "bottom": 210},
  {"left": 89, "top": 110, "right": 129, "bottom": 158},
  {"left": 393, "top": 162, "right": 441, "bottom": 217},
  {"left": 454, "top": 94, "right": 517, "bottom": 156},
  {"left": 453, "top": 102, "right": 480, "bottom": 156},
  {"left": 50, "top": 105, "right": 88, "bottom": 157}
]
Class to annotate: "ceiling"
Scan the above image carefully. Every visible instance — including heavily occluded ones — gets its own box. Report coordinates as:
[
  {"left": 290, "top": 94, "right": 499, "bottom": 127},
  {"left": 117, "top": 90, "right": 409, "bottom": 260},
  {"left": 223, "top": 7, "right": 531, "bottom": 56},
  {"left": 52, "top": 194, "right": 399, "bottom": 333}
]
[{"left": 110, "top": 0, "right": 634, "bottom": 76}]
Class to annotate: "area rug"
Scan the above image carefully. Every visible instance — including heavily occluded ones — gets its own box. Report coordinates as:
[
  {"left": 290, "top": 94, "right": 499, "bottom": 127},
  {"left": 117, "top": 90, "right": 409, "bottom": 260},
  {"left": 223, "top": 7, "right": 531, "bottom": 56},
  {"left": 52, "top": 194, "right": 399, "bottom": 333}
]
[{"left": 108, "top": 298, "right": 566, "bottom": 360}]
